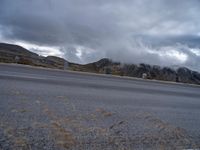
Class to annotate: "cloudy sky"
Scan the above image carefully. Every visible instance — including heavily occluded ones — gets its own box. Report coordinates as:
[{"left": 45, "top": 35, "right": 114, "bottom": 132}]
[{"left": 0, "top": 0, "right": 200, "bottom": 71}]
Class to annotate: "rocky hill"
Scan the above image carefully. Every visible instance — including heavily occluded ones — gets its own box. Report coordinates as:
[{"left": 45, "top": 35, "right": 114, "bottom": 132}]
[
  {"left": 0, "top": 43, "right": 200, "bottom": 85},
  {"left": 0, "top": 43, "right": 71, "bottom": 69}
]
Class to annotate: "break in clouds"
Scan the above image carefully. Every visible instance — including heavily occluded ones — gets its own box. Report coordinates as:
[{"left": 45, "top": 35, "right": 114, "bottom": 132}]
[{"left": 0, "top": 0, "right": 200, "bottom": 71}]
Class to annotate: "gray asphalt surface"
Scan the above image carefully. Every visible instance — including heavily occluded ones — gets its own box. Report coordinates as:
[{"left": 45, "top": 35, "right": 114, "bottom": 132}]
[{"left": 0, "top": 63, "right": 200, "bottom": 150}]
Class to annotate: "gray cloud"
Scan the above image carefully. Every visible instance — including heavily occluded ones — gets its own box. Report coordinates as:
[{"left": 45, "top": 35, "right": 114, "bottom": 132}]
[{"left": 0, "top": 0, "right": 200, "bottom": 70}]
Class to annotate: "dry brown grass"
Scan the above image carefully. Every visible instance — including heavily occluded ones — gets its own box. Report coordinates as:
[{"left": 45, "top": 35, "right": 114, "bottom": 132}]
[
  {"left": 96, "top": 108, "right": 113, "bottom": 117},
  {"left": 51, "top": 121, "right": 76, "bottom": 149},
  {"left": 3, "top": 125, "right": 30, "bottom": 150},
  {"left": 129, "top": 112, "right": 196, "bottom": 148},
  {"left": 14, "top": 137, "right": 30, "bottom": 150}
]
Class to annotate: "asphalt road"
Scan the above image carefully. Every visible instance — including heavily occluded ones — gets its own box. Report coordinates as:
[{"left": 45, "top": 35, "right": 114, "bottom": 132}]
[{"left": 0, "top": 63, "right": 200, "bottom": 150}]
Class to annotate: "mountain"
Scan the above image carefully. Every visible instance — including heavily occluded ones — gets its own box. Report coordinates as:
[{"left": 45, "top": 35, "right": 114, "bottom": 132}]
[
  {"left": 0, "top": 43, "right": 70, "bottom": 69},
  {"left": 0, "top": 43, "right": 200, "bottom": 85}
]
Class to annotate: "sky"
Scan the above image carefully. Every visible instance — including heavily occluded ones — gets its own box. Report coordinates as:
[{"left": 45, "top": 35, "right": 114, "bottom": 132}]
[{"left": 0, "top": 0, "right": 200, "bottom": 71}]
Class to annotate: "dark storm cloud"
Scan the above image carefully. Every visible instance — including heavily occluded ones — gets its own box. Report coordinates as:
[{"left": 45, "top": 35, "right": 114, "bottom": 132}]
[{"left": 0, "top": 0, "right": 200, "bottom": 70}]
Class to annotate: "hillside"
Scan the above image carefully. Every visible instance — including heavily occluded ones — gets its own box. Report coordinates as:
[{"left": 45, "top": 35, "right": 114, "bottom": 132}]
[
  {"left": 0, "top": 43, "right": 71, "bottom": 69},
  {"left": 0, "top": 43, "right": 200, "bottom": 85}
]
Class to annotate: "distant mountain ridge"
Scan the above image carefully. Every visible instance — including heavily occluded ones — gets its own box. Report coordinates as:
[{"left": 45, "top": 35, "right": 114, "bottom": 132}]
[{"left": 0, "top": 43, "right": 200, "bottom": 85}]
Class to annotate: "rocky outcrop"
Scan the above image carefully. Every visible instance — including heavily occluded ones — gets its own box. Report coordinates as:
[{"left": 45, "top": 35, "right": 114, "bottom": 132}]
[{"left": 98, "top": 62, "right": 200, "bottom": 85}]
